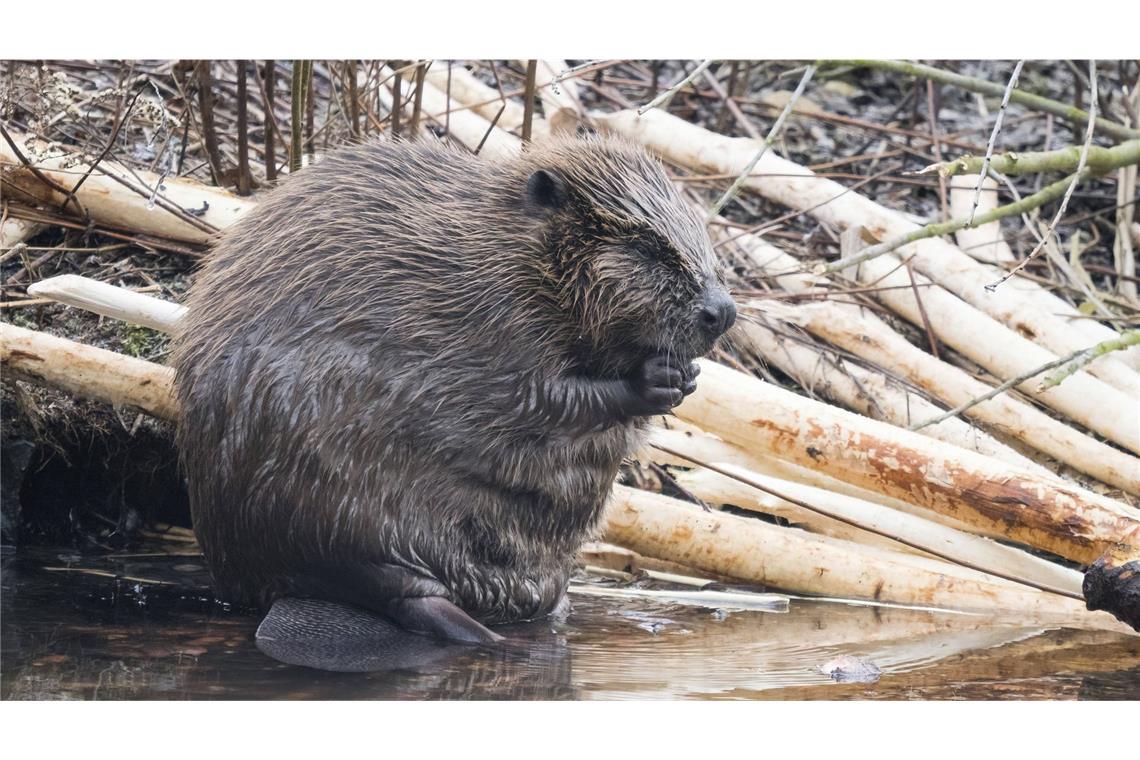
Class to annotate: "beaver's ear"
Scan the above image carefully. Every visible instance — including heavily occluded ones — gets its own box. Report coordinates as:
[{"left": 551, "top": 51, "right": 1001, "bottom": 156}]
[{"left": 525, "top": 169, "right": 569, "bottom": 211}]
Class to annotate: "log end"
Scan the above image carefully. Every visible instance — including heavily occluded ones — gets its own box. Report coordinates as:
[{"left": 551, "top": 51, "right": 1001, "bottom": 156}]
[{"left": 1083, "top": 556, "right": 1140, "bottom": 632}]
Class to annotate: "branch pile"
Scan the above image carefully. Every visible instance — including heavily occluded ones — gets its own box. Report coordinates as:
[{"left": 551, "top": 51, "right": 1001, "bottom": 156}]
[{"left": 3, "top": 60, "right": 1138, "bottom": 633}]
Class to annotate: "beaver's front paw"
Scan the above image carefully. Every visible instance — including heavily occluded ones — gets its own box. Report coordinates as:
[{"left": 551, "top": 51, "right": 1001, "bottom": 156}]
[
  {"left": 626, "top": 356, "right": 699, "bottom": 416},
  {"left": 680, "top": 360, "right": 700, "bottom": 398}
]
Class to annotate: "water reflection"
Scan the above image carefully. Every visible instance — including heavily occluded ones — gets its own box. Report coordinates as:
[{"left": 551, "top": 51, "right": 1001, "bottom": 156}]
[{"left": 2, "top": 545, "right": 1138, "bottom": 700}]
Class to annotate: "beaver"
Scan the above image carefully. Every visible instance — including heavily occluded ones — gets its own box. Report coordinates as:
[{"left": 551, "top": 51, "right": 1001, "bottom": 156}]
[{"left": 172, "top": 134, "right": 736, "bottom": 661}]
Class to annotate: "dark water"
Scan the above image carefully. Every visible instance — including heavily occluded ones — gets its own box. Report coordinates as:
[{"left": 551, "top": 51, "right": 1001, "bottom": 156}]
[{"left": 2, "top": 543, "right": 1138, "bottom": 700}]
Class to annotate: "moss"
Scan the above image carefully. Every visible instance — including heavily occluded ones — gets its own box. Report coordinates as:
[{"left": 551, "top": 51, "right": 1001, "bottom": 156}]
[{"left": 120, "top": 324, "right": 165, "bottom": 359}]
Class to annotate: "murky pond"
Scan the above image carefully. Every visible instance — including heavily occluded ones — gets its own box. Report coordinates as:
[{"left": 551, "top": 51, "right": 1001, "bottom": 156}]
[{"left": 3, "top": 542, "right": 1138, "bottom": 700}]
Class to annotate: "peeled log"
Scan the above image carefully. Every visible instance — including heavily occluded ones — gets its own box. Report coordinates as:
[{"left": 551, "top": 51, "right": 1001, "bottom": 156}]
[
  {"left": 647, "top": 423, "right": 984, "bottom": 536},
  {"left": 669, "top": 464, "right": 1085, "bottom": 597},
  {"left": 948, "top": 175, "right": 1015, "bottom": 263},
  {"left": 727, "top": 229, "right": 1140, "bottom": 489},
  {"left": 851, "top": 251, "right": 1140, "bottom": 454},
  {"left": 752, "top": 296, "right": 1140, "bottom": 496},
  {"left": 1, "top": 218, "right": 42, "bottom": 250},
  {"left": 733, "top": 314, "right": 1045, "bottom": 474},
  {"left": 1, "top": 131, "right": 255, "bottom": 245},
  {"left": 605, "top": 485, "right": 1116, "bottom": 622},
  {"left": 676, "top": 359, "right": 1140, "bottom": 567},
  {"left": 1, "top": 323, "right": 177, "bottom": 420},
  {"left": 28, "top": 275, "right": 187, "bottom": 334}
]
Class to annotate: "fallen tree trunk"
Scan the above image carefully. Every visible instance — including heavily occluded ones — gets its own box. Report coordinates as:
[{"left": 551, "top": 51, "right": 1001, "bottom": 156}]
[
  {"left": 594, "top": 107, "right": 1140, "bottom": 378},
  {"left": 1, "top": 131, "right": 256, "bottom": 245},
  {"left": 648, "top": 423, "right": 984, "bottom": 536},
  {"left": 674, "top": 359, "right": 1140, "bottom": 567}
]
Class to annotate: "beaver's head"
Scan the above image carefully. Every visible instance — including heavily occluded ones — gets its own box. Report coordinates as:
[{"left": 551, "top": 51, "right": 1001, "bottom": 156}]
[{"left": 523, "top": 136, "right": 735, "bottom": 374}]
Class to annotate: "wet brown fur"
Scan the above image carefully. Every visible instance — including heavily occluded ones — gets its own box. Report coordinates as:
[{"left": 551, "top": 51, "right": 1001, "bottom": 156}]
[{"left": 173, "top": 134, "right": 728, "bottom": 625}]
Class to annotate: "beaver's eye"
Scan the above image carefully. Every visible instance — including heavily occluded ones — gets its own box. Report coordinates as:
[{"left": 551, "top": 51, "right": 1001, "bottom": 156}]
[
  {"left": 632, "top": 235, "right": 682, "bottom": 267},
  {"left": 631, "top": 239, "right": 663, "bottom": 261}
]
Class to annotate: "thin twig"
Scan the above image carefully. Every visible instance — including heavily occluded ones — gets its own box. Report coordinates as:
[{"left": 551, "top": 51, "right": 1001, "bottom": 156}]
[
  {"left": 392, "top": 60, "right": 405, "bottom": 138},
  {"left": 235, "top": 60, "right": 252, "bottom": 195},
  {"left": 969, "top": 60, "right": 1023, "bottom": 225},
  {"left": 550, "top": 60, "right": 624, "bottom": 95},
  {"left": 925, "top": 79, "right": 949, "bottom": 221},
  {"left": 522, "top": 60, "right": 538, "bottom": 143},
  {"left": 290, "top": 60, "right": 313, "bottom": 172},
  {"left": 637, "top": 59, "right": 713, "bottom": 116},
  {"left": 408, "top": 62, "right": 427, "bottom": 139},
  {"left": 195, "top": 62, "right": 225, "bottom": 185},
  {"left": 473, "top": 104, "right": 506, "bottom": 156},
  {"left": 908, "top": 345, "right": 1094, "bottom": 432},
  {"left": 1039, "top": 330, "right": 1140, "bottom": 390},
  {"left": 346, "top": 60, "right": 360, "bottom": 138},
  {"left": 259, "top": 60, "right": 278, "bottom": 180},
  {"left": 904, "top": 258, "right": 940, "bottom": 359},
  {"left": 986, "top": 60, "right": 1099, "bottom": 292},
  {"left": 445, "top": 61, "right": 452, "bottom": 138},
  {"left": 707, "top": 64, "right": 817, "bottom": 219}
]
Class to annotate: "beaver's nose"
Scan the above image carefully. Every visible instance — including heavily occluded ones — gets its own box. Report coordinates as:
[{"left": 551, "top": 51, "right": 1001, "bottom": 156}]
[{"left": 697, "top": 288, "right": 737, "bottom": 338}]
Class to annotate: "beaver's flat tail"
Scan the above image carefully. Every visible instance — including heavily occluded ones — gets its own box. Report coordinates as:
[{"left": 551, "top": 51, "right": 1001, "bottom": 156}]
[{"left": 255, "top": 597, "right": 477, "bottom": 672}]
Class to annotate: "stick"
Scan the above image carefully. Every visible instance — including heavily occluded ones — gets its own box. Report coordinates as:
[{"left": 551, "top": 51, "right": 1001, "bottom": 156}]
[
  {"left": 747, "top": 292, "right": 1140, "bottom": 495},
  {"left": 637, "top": 60, "right": 713, "bottom": 115},
  {"left": 1039, "top": 330, "right": 1140, "bottom": 391},
  {"left": 968, "top": 60, "right": 1023, "bottom": 225},
  {"left": 987, "top": 60, "right": 1100, "bottom": 292},
  {"left": 1, "top": 129, "right": 255, "bottom": 244},
  {"left": 924, "top": 139, "right": 1140, "bottom": 178},
  {"left": 606, "top": 486, "right": 1110, "bottom": 619},
  {"left": 0, "top": 323, "right": 177, "bottom": 420}
]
